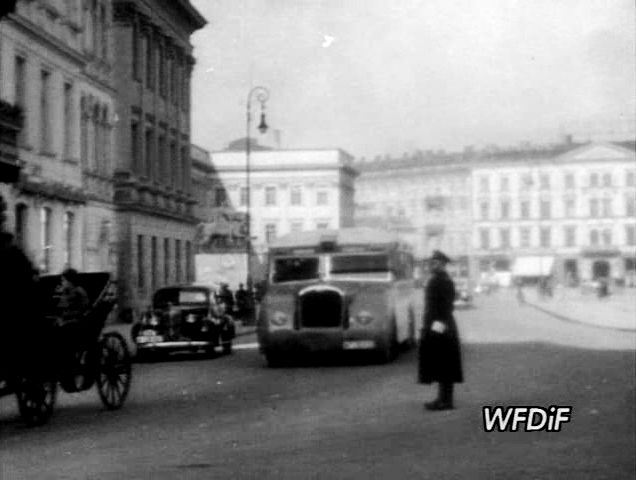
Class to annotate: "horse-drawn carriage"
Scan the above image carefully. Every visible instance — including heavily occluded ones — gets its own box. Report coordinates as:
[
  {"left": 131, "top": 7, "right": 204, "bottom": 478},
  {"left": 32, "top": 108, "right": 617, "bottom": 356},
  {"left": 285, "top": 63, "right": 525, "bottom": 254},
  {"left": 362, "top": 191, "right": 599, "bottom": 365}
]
[{"left": 0, "top": 272, "right": 132, "bottom": 425}]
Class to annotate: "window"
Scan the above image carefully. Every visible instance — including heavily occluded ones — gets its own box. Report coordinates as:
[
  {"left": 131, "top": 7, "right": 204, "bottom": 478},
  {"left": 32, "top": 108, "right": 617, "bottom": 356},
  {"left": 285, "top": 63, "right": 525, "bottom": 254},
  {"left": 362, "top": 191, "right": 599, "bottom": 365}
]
[
  {"left": 158, "top": 43, "right": 166, "bottom": 97},
  {"left": 164, "top": 238, "right": 170, "bottom": 285},
  {"left": 539, "top": 174, "right": 550, "bottom": 190},
  {"left": 151, "top": 236, "right": 157, "bottom": 291},
  {"left": 500, "top": 200, "right": 510, "bottom": 219},
  {"left": 63, "top": 83, "right": 73, "bottom": 158},
  {"left": 63, "top": 212, "right": 74, "bottom": 267},
  {"left": 144, "top": 128, "right": 153, "bottom": 178},
  {"left": 520, "top": 200, "right": 530, "bottom": 219},
  {"left": 290, "top": 221, "right": 303, "bottom": 233},
  {"left": 316, "top": 222, "right": 329, "bottom": 230},
  {"left": 175, "top": 239, "right": 182, "bottom": 283},
  {"left": 181, "top": 146, "right": 189, "bottom": 191},
  {"left": 626, "top": 194, "right": 636, "bottom": 216},
  {"left": 14, "top": 204, "right": 28, "bottom": 249},
  {"left": 540, "top": 200, "right": 551, "bottom": 219},
  {"left": 520, "top": 227, "right": 531, "bottom": 248},
  {"left": 500, "top": 228, "right": 510, "bottom": 248},
  {"left": 14, "top": 56, "right": 27, "bottom": 144},
  {"left": 137, "top": 235, "right": 145, "bottom": 289},
  {"left": 265, "top": 224, "right": 277, "bottom": 243},
  {"left": 40, "top": 207, "right": 52, "bottom": 273},
  {"left": 590, "top": 199, "right": 599, "bottom": 217},
  {"left": 215, "top": 188, "right": 226, "bottom": 207},
  {"left": 521, "top": 173, "right": 533, "bottom": 190},
  {"left": 626, "top": 225, "right": 636, "bottom": 246},
  {"left": 480, "top": 201, "right": 489, "bottom": 220},
  {"left": 40, "top": 70, "right": 51, "bottom": 152},
  {"left": 145, "top": 34, "right": 154, "bottom": 89},
  {"left": 290, "top": 186, "right": 302, "bottom": 205},
  {"left": 590, "top": 229, "right": 599, "bottom": 246},
  {"left": 131, "top": 121, "right": 140, "bottom": 172},
  {"left": 132, "top": 22, "right": 140, "bottom": 80},
  {"left": 169, "top": 141, "right": 176, "bottom": 185},
  {"left": 564, "top": 173, "right": 575, "bottom": 189},
  {"left": 602, "top": 173, "right": 612, "bottom": 187},
  {"left": 602, "top": 198, "right": 612, "bottom": 217},
  {"left": 540, "top": 227, "right": 551, "bottom": 248},
  {"left": 317, "top": 190, "right": 328, "bottom": 206},
  {"left": 500, "top": 176, "right": 509, "bottom": 192},
  {"left": 565, "top": 198, "right": 575, "bottom": 218},
  {"left": 479, "top": 228, "right": 490, "bottom": 249},
  {"left": 590, "top": 173, "right": 599, "bottom": 187},
  {"left": 627, "top": 171, "right": 635, "bottom": 187},
  {"left": 99, "top": 4, "right": 107, "bottom": 59},
  {"left": 564, "top": 226, "right": 576, "bottom": 247},
  {"left": 602, "top": 229, "right": 612, "bottom": 246},
  {"left": 479, "top": 177, "right": 489, "bottom": 193},
  {"left": 239, "top": 187, "right": 248, "bottom": 206},
  {"left": 265, "top": 186, "right": 277, "bottom": 206},
  {"left": 158, "top": 135, "right": 166, "bottom": 179},
  {"left": 185, "top": 241, "right": 192, "bottom": 282}
]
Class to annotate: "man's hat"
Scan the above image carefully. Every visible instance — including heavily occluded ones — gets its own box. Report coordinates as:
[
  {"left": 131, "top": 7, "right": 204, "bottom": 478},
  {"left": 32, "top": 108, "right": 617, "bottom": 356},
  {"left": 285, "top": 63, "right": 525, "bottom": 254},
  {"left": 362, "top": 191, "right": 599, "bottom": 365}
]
[{"left": 430, "top": 250, "right": 452, "bottom": 264}]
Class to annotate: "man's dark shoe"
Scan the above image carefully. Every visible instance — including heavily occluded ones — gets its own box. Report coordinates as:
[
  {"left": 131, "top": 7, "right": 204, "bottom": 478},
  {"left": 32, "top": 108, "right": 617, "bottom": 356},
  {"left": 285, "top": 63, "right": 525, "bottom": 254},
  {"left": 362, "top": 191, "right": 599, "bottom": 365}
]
[{"left": 424, "top": 400, "right": 454, "bottom": 411}]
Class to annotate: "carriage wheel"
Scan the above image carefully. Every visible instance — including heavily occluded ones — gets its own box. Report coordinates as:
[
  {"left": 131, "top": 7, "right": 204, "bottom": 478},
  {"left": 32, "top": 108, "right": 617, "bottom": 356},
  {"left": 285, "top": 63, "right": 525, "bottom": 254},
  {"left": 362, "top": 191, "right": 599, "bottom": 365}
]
[
  {"left": 16, "top": 377, "right": 57, "bottom": 426},
  {"left": 97, "top": 332, "right": 132, "bottom": 410}
]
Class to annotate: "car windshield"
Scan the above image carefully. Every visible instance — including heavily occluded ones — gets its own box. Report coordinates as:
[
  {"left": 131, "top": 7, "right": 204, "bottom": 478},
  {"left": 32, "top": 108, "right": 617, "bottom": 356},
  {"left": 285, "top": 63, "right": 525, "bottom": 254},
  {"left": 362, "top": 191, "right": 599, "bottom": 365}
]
[
  {"left": 154, "top": 288, "right": 209, "bottom": 307},
  {"left": 330, "top": 254, "right": 389, "bottom": 274},
  {"left": 272, "top": 257, "right": 320, "bottom": 283}
]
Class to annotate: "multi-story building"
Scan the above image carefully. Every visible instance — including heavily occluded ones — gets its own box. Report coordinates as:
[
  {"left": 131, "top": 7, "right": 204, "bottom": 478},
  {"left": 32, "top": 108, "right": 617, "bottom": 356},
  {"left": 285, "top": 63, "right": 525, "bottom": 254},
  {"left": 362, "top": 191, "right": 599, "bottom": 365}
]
[
  {"left": 210, "top": 140, "right": 357, "bottom": 279},
  {"left": 472, "top": 141, "right": 636, "bottom": 286},
  {"left": 111, "top": 0, "right": 206, "bottom": 314},
  {"left": 355, "top": 152, "right": 473, "bottom": 277},
  {"left": 355, "top": 140, "right": 636, "bottom": 286},
  {"left": 0, "top": 0, "right": 116, "bottom": 274}
]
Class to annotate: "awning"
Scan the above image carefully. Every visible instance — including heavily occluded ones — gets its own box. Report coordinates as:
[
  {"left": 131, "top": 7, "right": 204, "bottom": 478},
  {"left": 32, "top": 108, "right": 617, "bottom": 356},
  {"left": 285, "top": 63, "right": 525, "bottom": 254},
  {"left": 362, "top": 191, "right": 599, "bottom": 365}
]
[{"left": 512, "top": 256, "right": 554, "bottom": 277}]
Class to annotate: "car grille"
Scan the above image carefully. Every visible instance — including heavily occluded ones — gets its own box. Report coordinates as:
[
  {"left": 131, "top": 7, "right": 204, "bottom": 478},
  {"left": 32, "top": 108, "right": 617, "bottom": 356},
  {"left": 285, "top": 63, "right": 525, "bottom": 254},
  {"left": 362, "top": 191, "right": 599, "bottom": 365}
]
[{"left": 299, "top": 287, "right": 343, "bottom": 328}]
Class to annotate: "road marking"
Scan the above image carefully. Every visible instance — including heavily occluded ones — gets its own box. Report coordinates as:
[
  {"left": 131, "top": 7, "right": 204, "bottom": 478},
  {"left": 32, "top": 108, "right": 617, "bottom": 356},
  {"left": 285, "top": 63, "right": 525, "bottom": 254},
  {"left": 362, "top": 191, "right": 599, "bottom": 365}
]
[{"left": 234, "top": 342, "right": 259, "bottom": 350}]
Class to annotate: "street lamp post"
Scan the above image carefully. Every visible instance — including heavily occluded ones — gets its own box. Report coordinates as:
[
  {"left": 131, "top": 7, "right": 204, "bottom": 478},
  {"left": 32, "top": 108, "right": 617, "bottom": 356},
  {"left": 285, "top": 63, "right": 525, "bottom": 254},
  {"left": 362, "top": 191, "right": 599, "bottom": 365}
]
[{"left": 245, "top": 86, "right": 269, "bottom": 296}]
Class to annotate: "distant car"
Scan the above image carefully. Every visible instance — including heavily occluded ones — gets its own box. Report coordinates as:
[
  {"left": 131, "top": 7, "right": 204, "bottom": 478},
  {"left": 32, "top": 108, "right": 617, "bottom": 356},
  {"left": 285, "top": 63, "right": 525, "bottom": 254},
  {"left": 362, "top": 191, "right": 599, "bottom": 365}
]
[
  {"left": 454, "top": 279, "right": 474, "bottom": 309},
  {"left": 133, "top": 285, "right": 235, "bottom": 358}
]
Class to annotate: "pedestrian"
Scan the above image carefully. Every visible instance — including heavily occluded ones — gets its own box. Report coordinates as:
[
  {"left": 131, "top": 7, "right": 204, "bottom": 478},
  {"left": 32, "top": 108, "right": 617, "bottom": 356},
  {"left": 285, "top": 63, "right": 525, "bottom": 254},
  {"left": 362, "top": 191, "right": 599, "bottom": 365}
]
[
  {"left": 235, "top": 283, "right": 249, "bottom": 321},
  {"left": 418, "top": 250, "right": 464, "bottom": 411}
]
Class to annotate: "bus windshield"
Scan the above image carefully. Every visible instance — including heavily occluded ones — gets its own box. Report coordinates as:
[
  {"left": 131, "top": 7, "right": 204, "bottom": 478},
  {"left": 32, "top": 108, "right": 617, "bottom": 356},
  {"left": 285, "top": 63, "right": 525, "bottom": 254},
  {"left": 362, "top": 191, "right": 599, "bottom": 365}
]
[
  {"left": 330, "top": 254, "right": 390, "bottom": 277},
  {"left": 272, "top": 257, "right": 320, "bottom": 283}
]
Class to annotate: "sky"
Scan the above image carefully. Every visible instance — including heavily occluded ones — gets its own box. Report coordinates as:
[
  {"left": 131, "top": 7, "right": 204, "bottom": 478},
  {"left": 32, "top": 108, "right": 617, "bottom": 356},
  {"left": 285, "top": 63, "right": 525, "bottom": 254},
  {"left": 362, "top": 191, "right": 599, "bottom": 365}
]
[{"left": 189, "top": 0, "right": 636, "bottom": 159}]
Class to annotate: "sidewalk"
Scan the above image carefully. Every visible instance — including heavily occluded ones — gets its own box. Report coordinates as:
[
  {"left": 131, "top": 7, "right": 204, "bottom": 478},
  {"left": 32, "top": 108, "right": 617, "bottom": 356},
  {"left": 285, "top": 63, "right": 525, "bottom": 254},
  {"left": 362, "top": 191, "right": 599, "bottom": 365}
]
[{"left": 523, "top": 287, "right": 636, "bottom": 331}]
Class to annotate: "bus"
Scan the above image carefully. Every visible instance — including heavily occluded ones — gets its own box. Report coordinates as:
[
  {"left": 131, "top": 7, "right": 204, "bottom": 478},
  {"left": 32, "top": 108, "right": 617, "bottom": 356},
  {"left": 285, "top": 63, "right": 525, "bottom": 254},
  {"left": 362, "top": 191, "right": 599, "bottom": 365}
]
[{"left": 257, "top": 227, "right": 422, "bottom": 366}]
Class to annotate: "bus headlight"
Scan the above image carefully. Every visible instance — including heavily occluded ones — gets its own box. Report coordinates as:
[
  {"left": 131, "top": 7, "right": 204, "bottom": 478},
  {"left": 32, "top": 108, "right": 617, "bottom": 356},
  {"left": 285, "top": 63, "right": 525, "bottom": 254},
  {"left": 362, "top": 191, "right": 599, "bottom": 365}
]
[
  {"left": 352, "top": 311, "right": 374, "bottom": 326},
  {"left": 270, "top": 311, "right": 291, "bottom": 327}
]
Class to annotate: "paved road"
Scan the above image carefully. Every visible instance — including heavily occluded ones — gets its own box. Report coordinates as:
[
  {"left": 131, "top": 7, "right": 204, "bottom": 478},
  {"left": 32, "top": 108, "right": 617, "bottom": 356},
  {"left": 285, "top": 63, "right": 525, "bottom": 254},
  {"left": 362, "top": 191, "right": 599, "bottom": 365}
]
[{"left": 1, "top": 292, "right": 634, "bottom": 479}]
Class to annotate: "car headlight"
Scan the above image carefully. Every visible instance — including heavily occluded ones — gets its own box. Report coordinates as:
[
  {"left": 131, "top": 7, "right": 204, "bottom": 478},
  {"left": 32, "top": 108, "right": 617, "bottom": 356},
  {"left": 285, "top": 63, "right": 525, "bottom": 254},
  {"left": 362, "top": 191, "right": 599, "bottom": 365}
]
[
  {"left": 270, "top": 311, "right": 291, "bottom": 327},
  {"left": 352, "top": 311, "right": 374, "bottom": 326}
]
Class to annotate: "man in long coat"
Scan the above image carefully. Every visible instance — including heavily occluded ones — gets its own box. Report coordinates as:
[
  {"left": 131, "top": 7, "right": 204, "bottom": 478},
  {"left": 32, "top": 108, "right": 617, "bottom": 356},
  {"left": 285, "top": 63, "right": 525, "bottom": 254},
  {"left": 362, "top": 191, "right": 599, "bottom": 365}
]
[{"left": 418, "top": 250, "right": 464, "bottom": 410}]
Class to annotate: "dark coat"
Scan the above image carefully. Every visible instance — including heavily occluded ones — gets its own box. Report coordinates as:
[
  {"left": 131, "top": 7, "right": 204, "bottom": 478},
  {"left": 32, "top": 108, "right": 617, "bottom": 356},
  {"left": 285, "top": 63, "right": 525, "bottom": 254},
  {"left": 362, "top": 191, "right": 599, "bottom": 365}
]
[{"left": 418, "top": 270, "right": 464, "bottom": 384}]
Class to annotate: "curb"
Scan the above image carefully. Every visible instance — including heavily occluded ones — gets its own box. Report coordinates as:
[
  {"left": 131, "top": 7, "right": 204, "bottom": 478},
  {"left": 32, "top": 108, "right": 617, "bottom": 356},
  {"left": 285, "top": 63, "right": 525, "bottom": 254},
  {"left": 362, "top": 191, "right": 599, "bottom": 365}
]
[{"left": 526, "top": 302, "right": 636, "bottom": 333}]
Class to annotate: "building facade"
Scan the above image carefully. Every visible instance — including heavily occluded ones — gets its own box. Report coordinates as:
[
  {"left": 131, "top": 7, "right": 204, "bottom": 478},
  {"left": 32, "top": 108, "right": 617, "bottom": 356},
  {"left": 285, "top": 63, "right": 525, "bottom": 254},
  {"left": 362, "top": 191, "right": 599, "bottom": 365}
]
[
  {"left": 210, "top": 142, "right": 357, "bottom": 278},
  {"left": 355, "top": 152, "right": 473, "bottom": 277},
  {"left": 471, "top": 141, "right": 636, "bottom": 286},
  {"left": 111, "top": 0, "right": 205, "bottom": 314},
  {"left": 355, "top": 141, "right": 636, "bottom": 286},
  {"left": 0, "top": 0, "right": 116, "bottom": 274}
]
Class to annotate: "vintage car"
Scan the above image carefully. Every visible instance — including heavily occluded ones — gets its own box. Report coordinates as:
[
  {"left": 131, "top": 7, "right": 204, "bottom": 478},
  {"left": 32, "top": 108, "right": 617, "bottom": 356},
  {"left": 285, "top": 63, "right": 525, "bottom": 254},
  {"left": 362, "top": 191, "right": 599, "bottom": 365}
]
[
  {"left": 454, "top": 278, "right": 474, "bottom": 309},
  {"left": 133, "top": 285, "right": 235, "bottom": 358}
]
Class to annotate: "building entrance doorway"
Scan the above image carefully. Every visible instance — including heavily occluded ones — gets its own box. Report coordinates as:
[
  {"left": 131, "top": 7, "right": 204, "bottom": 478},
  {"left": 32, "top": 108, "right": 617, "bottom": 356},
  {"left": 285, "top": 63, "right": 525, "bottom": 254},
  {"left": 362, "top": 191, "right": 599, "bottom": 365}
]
[{"left": 592, "top": 260, "right": 610, "bottom": 279}]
